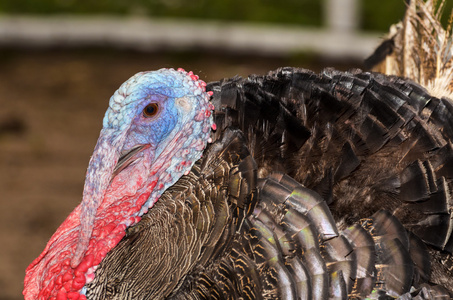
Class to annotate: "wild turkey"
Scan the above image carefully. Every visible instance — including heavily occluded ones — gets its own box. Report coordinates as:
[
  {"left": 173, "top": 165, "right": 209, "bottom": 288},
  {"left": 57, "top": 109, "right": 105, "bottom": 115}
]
[
  {"left": 24, "top": 3, "right": 453, "bottom": 300},
  {"left": 23, "top": 66, "right": 453, "bottom": 299}
]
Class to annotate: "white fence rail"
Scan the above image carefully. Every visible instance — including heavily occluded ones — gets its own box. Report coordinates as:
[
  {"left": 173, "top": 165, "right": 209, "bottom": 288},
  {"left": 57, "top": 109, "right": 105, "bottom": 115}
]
[{"left": 0, "top": 0, "right": 384, "bottom": 59}]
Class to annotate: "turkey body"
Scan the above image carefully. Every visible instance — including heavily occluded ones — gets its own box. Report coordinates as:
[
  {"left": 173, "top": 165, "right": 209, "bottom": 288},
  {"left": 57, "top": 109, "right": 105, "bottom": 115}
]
[{"left": 85, "top": 68, "right": 453, "bottom": 299}]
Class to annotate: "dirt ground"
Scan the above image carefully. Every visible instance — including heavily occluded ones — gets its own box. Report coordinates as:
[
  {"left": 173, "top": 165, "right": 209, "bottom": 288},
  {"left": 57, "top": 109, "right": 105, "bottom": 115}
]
[{"left": 0, "top": 48, "right": 359, "bottom": 299}]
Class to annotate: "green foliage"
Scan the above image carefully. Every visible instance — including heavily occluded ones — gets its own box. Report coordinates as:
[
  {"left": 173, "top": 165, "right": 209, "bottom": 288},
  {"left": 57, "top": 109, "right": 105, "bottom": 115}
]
[
  {"left": 0, "top": 0, "right": 128, "bottom": 14},
  {"left": 0, "top": 0, "right": 322, "bottom": 26},
  {"left": 360, "top": 0, "right": 406, "bottom": 31},
  {"left": 360, "top": 0, "right": 453, "bottom": 31},
  {"left": 148, "top": 0, "right": 322, "bottom": 26},
  {"left": 439, "top": 1, "right": 453, "bottom": 27}
]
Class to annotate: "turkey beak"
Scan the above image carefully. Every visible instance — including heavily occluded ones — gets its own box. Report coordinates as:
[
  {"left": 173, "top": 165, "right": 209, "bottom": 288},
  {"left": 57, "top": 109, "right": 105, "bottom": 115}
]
[
  {"left": 112, "top": 144, "right": 150, "bottom": 180},
  {"left": 72, "top": 128, "right": 132, "bottom": 267},
  {"left": 73, "top": 128, "right": 152, "bottom": 268}
]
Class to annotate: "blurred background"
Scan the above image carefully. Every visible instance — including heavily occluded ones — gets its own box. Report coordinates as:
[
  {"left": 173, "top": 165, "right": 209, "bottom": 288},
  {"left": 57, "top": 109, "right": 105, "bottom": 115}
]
[{"left": 1, "top": 0, "right": 452, "bottom": 299}]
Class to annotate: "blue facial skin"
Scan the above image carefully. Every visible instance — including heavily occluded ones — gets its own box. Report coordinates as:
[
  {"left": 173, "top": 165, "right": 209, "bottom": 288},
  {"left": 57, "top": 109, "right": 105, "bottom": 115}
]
[
  {"left": 123, "top": 94, "right": 178, "bottom": 153},
  {"left": 102, "top": 70, "right": 202, "bottom": 154}
]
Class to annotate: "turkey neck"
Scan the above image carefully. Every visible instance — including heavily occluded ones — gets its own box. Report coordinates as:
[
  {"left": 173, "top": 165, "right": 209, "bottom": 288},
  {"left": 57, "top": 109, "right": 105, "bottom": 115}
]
[{"left": 85, "top": 128, "right": 258, "bottom": 299}]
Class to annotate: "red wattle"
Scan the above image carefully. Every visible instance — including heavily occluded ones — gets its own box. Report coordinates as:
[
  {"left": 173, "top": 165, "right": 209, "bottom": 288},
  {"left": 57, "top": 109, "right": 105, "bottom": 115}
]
[{"left": 24, "top": 180, "right": 157, "bottom": 300}]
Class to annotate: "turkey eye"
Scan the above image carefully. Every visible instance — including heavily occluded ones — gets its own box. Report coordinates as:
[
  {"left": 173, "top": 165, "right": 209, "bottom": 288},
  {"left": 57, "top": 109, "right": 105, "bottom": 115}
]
[{"left": 143, "top": 103, "right": 159, "bottom": 118}]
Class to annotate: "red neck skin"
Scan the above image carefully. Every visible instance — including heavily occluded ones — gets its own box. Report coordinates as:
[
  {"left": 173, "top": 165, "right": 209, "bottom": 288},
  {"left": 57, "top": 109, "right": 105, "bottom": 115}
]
[{"left": 24, "top": 151, "right": 159, "bottom": 300}]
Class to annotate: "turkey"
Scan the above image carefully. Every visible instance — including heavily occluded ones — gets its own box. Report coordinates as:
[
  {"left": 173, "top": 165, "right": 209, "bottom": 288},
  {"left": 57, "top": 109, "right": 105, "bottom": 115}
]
[
  {"left": 24, "top": 4, "right": 453, "bottom": 300},
  {"left": 23, "top": 66, "right": 453, "bottom": 299}
]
